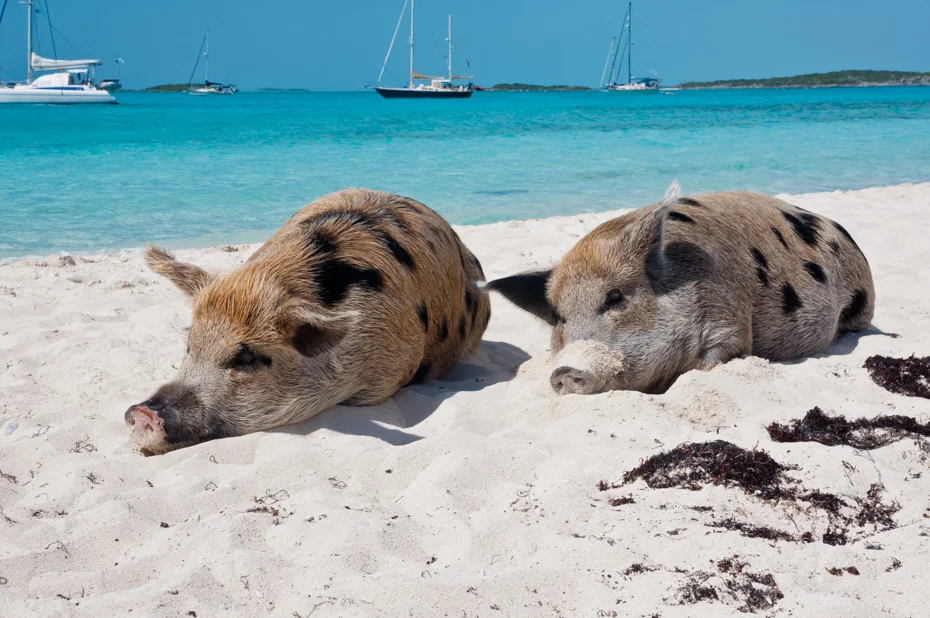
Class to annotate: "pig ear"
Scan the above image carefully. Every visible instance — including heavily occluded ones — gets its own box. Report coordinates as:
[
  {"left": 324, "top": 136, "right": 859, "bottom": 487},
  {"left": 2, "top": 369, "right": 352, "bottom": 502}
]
[
  {"left": 485, "top": 270, "right": 559, "bottom": 326},
  {"left": 288, "top": 307, "right": 358, "bottom": 358},
  {"left": 144, "top": 246, "right": 215, "bottom": 299},
  {"left": 636, "top": 181, "right": 679, "bottom": 283}
]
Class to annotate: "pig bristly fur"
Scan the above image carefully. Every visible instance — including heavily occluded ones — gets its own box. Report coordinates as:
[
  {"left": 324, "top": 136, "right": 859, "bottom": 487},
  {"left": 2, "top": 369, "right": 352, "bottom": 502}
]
[
  {"left": 488, "top": 183, "right": 874, "bottom": 396},
  {"left": 128, "top": 189, "right": 490, "bottom": 453}
]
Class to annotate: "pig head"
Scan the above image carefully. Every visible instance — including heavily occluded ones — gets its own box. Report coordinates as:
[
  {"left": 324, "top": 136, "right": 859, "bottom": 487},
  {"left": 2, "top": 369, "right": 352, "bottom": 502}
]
[{"left": 487, "top": 183, "right": 707, "bottom": 395}]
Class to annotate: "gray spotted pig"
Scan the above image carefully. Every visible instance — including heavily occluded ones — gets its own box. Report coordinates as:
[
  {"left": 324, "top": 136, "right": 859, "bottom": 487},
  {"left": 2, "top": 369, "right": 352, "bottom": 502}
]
[
  {"left": 487, "top": 183, "right": 874, "bottom": 395},
  {"left": 126, "top": 189, "right": 490, "bottom": 453}
]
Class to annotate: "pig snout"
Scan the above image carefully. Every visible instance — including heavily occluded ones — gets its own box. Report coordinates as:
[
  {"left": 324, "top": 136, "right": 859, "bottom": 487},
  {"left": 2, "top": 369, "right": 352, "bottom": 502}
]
[
  {"left": 125, "top": 401, "right": 167, "bottom": 441},
  {"left": 550, "top": 340, "right": 625, "bottom": 396},
  {"left": 124, "top": 390, "right": 183, "bottom": 444},
  {"left": 550, "top": 366, "right": 608, "bottom": 395}
]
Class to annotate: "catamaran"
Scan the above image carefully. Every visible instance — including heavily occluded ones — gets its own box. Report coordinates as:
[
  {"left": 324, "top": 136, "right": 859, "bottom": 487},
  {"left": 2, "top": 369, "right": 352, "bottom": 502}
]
[
  {"left": 0, "top": 0, "right": 116, "bottom": 104},
  {"left": 602, "top": 2, "right": 660, "bottom": 94},
  {"left": 373, "top": 0, "right": 473, "bottom": 99},
  {"left": 187, "top": 30, "right": 237, "bottom": 95}
]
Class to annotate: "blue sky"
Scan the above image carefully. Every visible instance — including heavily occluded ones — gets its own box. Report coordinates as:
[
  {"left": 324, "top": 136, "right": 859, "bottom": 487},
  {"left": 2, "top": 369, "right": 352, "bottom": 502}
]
[{"left": 1, "top": 0, "right": 928, "bottom": 89}]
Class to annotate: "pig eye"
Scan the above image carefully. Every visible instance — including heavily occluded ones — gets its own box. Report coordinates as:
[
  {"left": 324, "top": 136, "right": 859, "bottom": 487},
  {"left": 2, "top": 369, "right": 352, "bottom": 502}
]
[
  {"left": 601, "top": 289, "right": 625, "bottom": 313},
  {"left": 228, "top": 343, "right": 272, "bottom": 371}
]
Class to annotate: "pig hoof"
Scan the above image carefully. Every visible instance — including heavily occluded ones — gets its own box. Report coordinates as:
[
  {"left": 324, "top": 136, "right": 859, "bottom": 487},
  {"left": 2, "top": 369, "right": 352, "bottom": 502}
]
[{"left": 550, "top": 366, "right": 605, "bottom": 395}]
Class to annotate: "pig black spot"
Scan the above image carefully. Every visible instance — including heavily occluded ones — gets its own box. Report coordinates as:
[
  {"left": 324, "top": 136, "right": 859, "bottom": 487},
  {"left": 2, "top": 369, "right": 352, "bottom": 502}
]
[
  {"left": 383, "top": 232, "right": 415, "bottom": 270},
  {"left": 782, "top": 211, "right": 820, "bottom": 246},
  {"left": 756, "top": 268, "right": 770, "bottom": 288},
  {"left": 417, "top": 302, "right": 429, "bottom": 331},
  {"left": 829, "top": 240, "right": 840, "bottom": 254},
  {"left": 314, "top": 260, "right": 383, "bottom": 305},
  {"left": 750, "top": 247, "right": 768, "bottom": 269},
  {"left": 833, "top": 221, "right": 864, "bottom": 254},
  {"left": 308, "top": 209, "right": 416, "bottom": 269},
  {"left": 840, "top": 289, "right": 868, "bottom": 323},
  {"left": 667, "top": 211, "right": 695, "bottom": 224},
  {"left": 483, "top": 306, "right": 491, "bottom": 327},
  {"left": 308, "top": 231, "right": 338, "bottom": 257},
  {"left": 438, "top": 318, "right": 449, "bottom": 342},
  {"left": 458, "top": 315, "right": 467, "bottom": 339},
  {"left": 804, "top": 261, "right": 827, "bottom": 284},
  {"left": 678, "top": 197, "right": 702, "bottom": 207},
  {"left": 649, "top": 241, "right": 714, "bottom": 295},
  {"left": 378, "top": 207, "right": 410, "bottom": 233},
  {"left": 771, "top": 227, "right": 789, "bottom": 249},
  {"left": 406, "top": 362, "right": 430, "bottom": 386},
  {"left": 782, "top": 283, "right": 802, "bottom": 314},
  {"left": 470, "top": 301, "right": 479, "bottom": 330},
  {"left": 465, "top": 288, "right": 476, "bottom": 312}
]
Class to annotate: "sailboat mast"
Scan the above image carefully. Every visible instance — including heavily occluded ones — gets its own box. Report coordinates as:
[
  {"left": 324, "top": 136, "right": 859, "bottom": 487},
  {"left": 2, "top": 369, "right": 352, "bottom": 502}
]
[
  {"left": 627, "top": 1, "right": 632, "bottom": 85},
  {"left": 204, "top": 30, "right": 210, "bottom": 83},
  {"left": 600, "top": 37, "right": 615, "bottom": 88},
  {"left": 447, "top": 15, "right": 452, "bottom": 80},
  {"left": 408, "top": 0, "right": 414, "bottom": 87},
  {"left": 25, "top": 0, "right": 33, "bottom": 83}
]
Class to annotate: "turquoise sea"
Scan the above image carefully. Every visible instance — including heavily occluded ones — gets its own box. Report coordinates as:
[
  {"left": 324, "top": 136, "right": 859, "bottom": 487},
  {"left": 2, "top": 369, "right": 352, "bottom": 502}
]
[{"left": 2, "top": 87, "right": 930, "bottom": 260}]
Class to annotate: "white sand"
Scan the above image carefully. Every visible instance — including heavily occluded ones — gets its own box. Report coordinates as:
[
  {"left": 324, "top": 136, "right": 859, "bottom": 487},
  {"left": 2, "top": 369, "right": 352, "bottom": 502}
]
[{"left": 1, "top": 183, "right": 929, "bottom": 617}]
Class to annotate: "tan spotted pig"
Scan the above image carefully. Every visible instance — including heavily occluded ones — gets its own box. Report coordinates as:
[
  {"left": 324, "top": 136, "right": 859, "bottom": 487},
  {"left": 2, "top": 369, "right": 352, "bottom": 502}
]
[
  {"left": 487, "top": 183, "right": 874, "bottom": 395},
  {"left": 126, "top": 189, "right": 490, "bottom": 453}
]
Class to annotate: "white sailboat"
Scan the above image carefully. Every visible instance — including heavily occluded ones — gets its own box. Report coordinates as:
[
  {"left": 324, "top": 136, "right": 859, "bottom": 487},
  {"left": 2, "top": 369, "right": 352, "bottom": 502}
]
[
  {"left": 373, "top": 0, "right": 473, "bottom": 99},
  {"left": 187, "top": 30, "right": 237, "bottom": 95},
  {"left": 0, "top": 0, "right": 116, "bottom": 104},
  {"left": 602, "top": 2, "right": 660, "bottom": 94}
]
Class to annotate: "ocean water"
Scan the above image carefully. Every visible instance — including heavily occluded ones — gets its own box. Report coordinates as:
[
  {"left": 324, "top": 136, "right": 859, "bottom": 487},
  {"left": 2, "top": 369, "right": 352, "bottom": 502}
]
[{"left": 2, "top": 87, "right": 930, "bottom": 260}]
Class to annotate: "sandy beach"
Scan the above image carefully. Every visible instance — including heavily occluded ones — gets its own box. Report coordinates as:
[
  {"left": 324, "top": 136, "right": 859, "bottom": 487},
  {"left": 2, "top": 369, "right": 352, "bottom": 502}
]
[{"left": 1, "top": 183, "right": 929, "bottom": 617}]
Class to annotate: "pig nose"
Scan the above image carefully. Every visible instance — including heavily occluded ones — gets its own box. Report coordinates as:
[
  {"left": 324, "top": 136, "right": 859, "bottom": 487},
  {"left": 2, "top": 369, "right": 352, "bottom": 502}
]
[
  {"left": 550, "top": 366, "right": 606, "bottom": 395},
  {"left": 125, "top": 397, "right": 169, "bottom": 427},
  {"left": 124, "top": 402, "right": 167, "bottom": 438}
]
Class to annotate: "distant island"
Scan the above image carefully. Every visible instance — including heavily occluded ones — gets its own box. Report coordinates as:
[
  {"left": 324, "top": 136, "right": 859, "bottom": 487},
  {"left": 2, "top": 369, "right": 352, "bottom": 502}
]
[
  {"left": 679, "top": 70, "right": 930, "bottom": 89},
  {"left": 488, "top": 83, "right": 591, "bottom": 92}
]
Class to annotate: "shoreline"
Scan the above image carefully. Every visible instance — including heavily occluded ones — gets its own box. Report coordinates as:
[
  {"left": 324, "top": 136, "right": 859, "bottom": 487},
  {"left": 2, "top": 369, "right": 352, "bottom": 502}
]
[{"left": 4, "top": 181, "right": 929, "bottom": 266}]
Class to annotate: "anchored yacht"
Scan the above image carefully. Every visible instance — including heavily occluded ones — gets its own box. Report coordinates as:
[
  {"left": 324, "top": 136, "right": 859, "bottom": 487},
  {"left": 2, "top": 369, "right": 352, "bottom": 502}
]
[{"left": 0, "top": 1, "right": 116, "bottom": 104}]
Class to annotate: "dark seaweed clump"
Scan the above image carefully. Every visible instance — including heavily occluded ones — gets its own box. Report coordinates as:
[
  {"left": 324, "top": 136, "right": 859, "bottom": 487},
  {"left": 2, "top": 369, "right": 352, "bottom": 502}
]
[
  {"left": 767, "top": 407, "right": 930, "bottom": 450},
  {"left": 621, "top": 440, "right": 794, "bottom": 500},
  {"left": 855, "top": 483, "right": 900, "bottom": 529},
  {"left": 678, "top": 557, "right": 784, "bottom": 613},
  {"left": 709, "top": 518, "right": 813, "bottom": 543},
  {"left": 612, "top": 441, "right": 900, "bottom": 545},
  {"left": 864, "top": 355, "right": 930, "bottom": 399}
]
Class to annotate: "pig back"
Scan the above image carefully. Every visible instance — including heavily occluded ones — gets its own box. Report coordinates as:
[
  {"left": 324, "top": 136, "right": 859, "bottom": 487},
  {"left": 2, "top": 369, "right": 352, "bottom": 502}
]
[{"left": 660, "top": 191, "right": 874, "bottom": 362}]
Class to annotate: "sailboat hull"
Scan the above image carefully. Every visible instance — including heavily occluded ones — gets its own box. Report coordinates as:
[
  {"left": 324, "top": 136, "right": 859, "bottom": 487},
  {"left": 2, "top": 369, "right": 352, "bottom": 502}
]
[
  {"left": 604, "top": 87, "right": 660, "bottom": 94},
  {"left": 0, "top": 86, "right": 117, "bottom": 104},
  {"left": 375, "top": 86, "right": 473, "bottom": 99}
]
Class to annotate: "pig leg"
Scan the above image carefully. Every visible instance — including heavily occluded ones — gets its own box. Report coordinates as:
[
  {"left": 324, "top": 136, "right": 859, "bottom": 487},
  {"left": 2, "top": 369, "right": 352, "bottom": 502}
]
[
  {"left": 695, "top": 343, "right": 747, "bottom": 370},
  {"left": 694, "top": 318, "right": 753, "bottom": 371}
]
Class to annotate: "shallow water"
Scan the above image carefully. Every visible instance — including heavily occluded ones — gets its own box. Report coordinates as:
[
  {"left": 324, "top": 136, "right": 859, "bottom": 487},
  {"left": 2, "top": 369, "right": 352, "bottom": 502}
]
[{"left": 2, "top": 87, "right": 930, "bottom": 259}]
